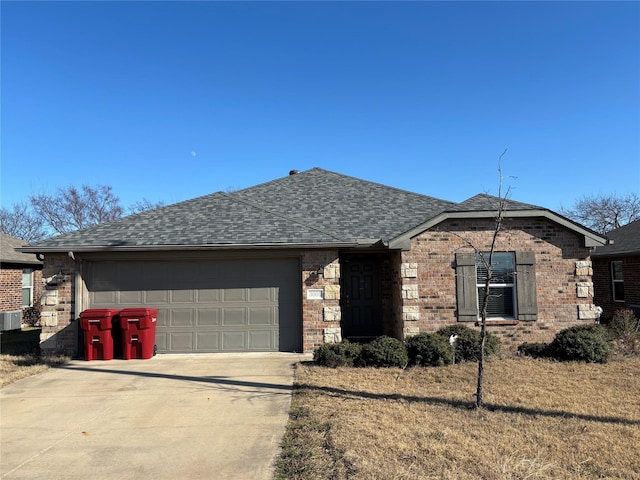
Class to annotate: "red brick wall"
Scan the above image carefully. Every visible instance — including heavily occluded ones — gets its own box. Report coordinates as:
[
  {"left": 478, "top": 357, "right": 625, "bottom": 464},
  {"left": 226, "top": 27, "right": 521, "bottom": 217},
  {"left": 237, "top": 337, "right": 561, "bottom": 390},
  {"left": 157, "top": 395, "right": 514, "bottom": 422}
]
[
  {"left": 0, "top": 267, "right": 22, "bottom": 311},
  {"left": 0, "top": 265, "right": 44, "bottom": 313},
  {"left": 593, "top": 255, "right": 640, "bottom": 318},
  {"left": 39, "top": 254, "right": 77, "bottom": 355},
  {"left": 301, "top": 250, "right": 340, "bottom": 352},
  {"left": 400, "top": 218, "right": 595, "bottom": 349}
]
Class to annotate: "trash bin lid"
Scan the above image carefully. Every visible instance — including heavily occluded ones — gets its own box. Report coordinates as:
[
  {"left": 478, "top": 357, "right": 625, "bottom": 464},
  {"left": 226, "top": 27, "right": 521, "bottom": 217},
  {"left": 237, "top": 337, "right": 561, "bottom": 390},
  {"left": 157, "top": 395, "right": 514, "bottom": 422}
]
[
  {"left": 79, "top": 308, "right": 120, "bottom": 319},
  {"left": 119, "top": 308, "right": 159, "bottom": 317}
]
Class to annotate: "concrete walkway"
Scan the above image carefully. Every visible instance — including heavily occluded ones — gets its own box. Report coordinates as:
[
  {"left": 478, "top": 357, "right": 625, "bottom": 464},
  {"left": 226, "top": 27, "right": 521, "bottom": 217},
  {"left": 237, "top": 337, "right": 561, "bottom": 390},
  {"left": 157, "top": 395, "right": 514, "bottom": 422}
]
[{"left": 1, "top": 353, "right": 309, "bottom": 480}]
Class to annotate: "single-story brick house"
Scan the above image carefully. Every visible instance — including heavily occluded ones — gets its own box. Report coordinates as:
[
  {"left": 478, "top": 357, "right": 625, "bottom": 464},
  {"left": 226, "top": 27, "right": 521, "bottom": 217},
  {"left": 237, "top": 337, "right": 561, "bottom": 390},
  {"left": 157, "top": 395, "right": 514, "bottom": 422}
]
[
  {"left": 1, "top": 233, "right": 44, "bottom": 328},
  {"left": 591, "top": 219, "right": 640, "bottom": 319},
  {"left": 20, "top": 168, "right": 607, "bottom": 356}
]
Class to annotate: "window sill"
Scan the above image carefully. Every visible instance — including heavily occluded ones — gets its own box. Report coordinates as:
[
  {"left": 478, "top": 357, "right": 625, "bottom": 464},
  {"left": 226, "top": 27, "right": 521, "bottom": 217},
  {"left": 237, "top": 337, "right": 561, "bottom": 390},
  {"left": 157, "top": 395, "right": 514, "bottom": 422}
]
[{"left": 475, "top": 320, "right": 520, "bottom": 327}]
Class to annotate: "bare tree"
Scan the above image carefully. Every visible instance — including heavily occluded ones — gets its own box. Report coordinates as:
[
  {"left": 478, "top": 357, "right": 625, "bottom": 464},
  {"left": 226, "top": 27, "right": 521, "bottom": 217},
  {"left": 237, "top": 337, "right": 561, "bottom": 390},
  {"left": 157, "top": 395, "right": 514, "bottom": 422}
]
[
  {"left": 30, "top": 185, "right": 124, "bottom": 235},
  {"left": 128, "top": 198, "right": 165, "bottom": 215},
  {"left": 475, "top": 156, "right": 511, "bottom": 408},
  {"left": 560, "top": 193, "right": 640, "bottom": 234},
  {"left": 451, "top": 149, "right": 511, "bottom": 408},
  {"left": 0, "top": 202, "right": 48, "bottom": 242}
]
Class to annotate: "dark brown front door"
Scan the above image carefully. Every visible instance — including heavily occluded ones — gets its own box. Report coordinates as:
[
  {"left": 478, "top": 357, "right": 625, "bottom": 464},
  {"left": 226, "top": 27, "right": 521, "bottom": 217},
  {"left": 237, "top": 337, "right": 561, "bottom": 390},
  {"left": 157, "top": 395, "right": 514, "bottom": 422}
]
[{"left": 341, "top": 256, "right": 382, "bottom": 341}]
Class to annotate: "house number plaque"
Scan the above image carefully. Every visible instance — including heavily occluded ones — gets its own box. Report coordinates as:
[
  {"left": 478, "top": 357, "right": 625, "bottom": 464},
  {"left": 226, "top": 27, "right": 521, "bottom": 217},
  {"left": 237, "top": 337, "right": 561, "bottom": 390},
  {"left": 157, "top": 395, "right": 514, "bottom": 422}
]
[{"left": 306, "top": 289, "right": 324, "bottom": 300}]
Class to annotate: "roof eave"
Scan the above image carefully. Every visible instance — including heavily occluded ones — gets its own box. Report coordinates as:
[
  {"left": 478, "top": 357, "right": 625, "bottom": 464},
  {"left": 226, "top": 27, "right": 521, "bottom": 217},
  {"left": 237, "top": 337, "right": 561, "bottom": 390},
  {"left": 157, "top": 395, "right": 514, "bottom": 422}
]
[
  {"left": 0, "top": 259, "right": 44, "bottom": 266},
  {"left": 17, "top": 240, "right": 381, "bottom": 255},
  {"left": 591, "top": 248, "right": 640, "bottom": 258},
  {"left": 388, "top": 209, "right": 609, "bottom": 250}
]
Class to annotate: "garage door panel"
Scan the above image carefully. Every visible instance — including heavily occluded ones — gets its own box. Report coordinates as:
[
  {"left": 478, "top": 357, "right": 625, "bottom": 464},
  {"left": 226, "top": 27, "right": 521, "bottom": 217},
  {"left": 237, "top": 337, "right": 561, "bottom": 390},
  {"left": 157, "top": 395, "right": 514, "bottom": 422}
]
[
  {"left": 250, "top": 287, "right": 273, "bottom": 302},
  {"left": 120, "top": 291, "right": 144, "bottom": 304},
  {"left": 198, "top": 289, "right": 220, "bottom": 302},
  {"left": 248, "top": 331, "right": 275, "bottom": 350},
  {"left": 170, "top": 309, "right": 194, "bottom": 327},
  {"left": 223, "top": 288, "right": 247, "bottom": 302},
  {"left": 248, "top": 307, "right": 276, "bottom": 325},
  {"left": 169, "top": 332, "right": 193, "bottom": 351},
  {"left": 222, "top": 331, "right": 245, "bottom": 350},
  {"left": 87, "top": 258, "right": 301, "bottom": 353},
  {"left": 155, "top": 332, "right": 167, "bottom": 351},
  {"left": 171, "top": 290, "right": 194, "bottom": 303},
  {"left": 146, "top": 290, "right": 169, "bottom": 303},
  {"left": 197, "top": 308, "right": 221, "bottom": 326},
  {"left": 223, "top": 308, "right": 246, "bottom": 326},
  {"left": 156, "top": 310, "right": 169, "bottom": 328},
  {"left": 196, "top": 332, "right": 220, "bottom": 351},
  {"left": 92, "top": 291, "right": 117, "bottom": 305}
]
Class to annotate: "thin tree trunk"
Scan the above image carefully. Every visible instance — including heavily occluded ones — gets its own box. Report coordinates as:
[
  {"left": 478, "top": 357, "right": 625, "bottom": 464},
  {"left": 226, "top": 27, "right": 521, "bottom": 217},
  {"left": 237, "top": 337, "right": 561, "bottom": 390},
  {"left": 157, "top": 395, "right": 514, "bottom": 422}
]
[
  {"left": 476, "top": 273, "right": 491, "bottom": 408},
  {"left": 476, "top": 318, "right": 487, "bottom": 408}
]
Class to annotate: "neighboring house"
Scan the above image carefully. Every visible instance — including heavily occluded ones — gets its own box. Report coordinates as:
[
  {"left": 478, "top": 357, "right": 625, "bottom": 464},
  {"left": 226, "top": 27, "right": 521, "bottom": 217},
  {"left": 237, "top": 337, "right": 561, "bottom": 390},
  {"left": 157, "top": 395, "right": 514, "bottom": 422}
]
[
  {"left": 591, "top": 219, "right": 640, "bottom": 319},
  {"left": 1, "top": 233, "right": 44, "bottom": 328},
  {"left": 19, "top": 168, "right": 607, "bottom": 356}
]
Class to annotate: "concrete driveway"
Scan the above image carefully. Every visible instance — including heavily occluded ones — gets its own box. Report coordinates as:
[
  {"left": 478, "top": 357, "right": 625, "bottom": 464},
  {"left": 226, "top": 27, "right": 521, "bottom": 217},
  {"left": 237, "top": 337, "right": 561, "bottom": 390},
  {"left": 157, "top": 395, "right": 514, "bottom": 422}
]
[{"left": 1, "top": 353, "right": 309, "bottom": 480}]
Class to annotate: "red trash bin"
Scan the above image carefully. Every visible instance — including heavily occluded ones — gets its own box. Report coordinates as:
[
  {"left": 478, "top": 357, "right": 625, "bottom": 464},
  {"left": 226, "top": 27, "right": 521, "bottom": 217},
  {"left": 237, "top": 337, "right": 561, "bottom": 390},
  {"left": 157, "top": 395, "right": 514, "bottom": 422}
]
[
  {"left": 119, "top": 308, "right": 158, "bottom": 360},
  {"left": 79, "top": 309, "right": 119, "bottom": 361}
]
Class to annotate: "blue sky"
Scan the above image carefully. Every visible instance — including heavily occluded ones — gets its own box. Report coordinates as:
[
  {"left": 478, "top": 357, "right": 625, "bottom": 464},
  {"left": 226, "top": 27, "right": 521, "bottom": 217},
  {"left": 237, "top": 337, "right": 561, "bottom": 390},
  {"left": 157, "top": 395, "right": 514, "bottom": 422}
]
[{"left": 2, "top": 1, "right": 639, "bottom": 214}]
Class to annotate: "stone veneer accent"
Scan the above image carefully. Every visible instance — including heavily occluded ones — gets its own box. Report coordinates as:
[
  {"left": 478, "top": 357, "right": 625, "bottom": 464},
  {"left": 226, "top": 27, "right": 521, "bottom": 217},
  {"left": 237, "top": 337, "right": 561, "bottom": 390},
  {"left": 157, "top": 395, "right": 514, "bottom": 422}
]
[
  {"left": 576, "top": 282, "right": 594, "bottom": 298},
  {"left": 323, "top": 284, "right": 340, "bottom": 300},
  {"left": 402, "top": 284, "right": 419, "bottom": 299},
  {"left": 42, "top": 289, "right": 59, "bottom": 306},
  {"left": 401, "top": 263, "right": 418, "bottom": 278},
  {"left": 323, "top": 306, "right": 341, "bottom": 322},
  {"left": 578, "top": 304, "right": 599, "bottom": 320},
  {"left": 302, "top": 251, "right": 341, "bottom": 352},
  {"left": 575, "top": 260, "right": 593, "bottom": 276},
  {"left": 323, "top": 327, "right": 342, "bottom": 344},
  {"left": 38, "top": 254, "right": 77, "bottom": 355},
  {"left": 402, "top": 306, "right": 420, "bottom": 321},
  {"left": 404, "top": 325, "right": 420, "bottom": 337}
]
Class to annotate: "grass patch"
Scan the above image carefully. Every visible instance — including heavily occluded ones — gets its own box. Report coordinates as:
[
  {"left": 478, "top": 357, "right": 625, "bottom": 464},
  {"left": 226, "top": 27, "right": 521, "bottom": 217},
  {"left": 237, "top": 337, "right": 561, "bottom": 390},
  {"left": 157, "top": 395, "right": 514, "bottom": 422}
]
[
  {"left": 0, "top": 328, "right": 68, "bottom": 388},
  {"left": 275, "top": 358, "right": 640, "bottom": 479}
]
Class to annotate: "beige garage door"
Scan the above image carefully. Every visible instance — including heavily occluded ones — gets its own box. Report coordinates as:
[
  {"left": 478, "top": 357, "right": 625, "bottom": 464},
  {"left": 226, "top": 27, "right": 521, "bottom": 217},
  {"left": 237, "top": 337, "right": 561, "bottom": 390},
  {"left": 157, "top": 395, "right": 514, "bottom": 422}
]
[{"left": 85, "top": 258, "right": 301, "bottom": 353}]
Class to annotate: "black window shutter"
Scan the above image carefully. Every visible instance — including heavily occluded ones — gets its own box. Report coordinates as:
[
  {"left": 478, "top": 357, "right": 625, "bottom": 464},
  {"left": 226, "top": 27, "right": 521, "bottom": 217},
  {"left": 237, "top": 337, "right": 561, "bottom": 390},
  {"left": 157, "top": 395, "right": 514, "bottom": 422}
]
[
  {"left": 456, "top": 252, "right": 478, "bottom": 322},
  {"left": 515, "top": 251, "right": 538, "bottom": 321}
]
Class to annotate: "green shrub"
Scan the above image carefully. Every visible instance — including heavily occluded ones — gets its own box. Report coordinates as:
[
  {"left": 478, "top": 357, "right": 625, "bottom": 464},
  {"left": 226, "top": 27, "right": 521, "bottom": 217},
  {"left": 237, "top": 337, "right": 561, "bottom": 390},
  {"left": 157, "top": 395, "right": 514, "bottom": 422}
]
[
  {"left": 358, "top": 336, "right": 408, "bottom": 368},
  {"left": 406, "top": 333, "right": 454, "bottom": 366},
  {"left": 548, "top": 324, "right": 612, "bottom": 363},
  {"left": 313, "top": 340, "right": 362, "bottom": 368},
  {"left": 607, "top": 309, "right": 640, "bottom": 356},
  {"left": 435, "top": 324, "right": 500, "bottom": 362}
]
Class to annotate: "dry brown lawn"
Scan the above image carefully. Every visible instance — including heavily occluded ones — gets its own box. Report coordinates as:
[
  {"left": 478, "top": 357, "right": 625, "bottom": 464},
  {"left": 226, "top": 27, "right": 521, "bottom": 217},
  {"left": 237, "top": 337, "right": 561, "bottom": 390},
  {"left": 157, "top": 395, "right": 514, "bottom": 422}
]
[
  {"left": 1, "top": 327, "right": 68, "bottom": 388},
  {"left": 0, "top": 354, "right": 69, "bottom": 388},
  {"left": 276, "top": 357, "right": 640, "bottom": 479}
]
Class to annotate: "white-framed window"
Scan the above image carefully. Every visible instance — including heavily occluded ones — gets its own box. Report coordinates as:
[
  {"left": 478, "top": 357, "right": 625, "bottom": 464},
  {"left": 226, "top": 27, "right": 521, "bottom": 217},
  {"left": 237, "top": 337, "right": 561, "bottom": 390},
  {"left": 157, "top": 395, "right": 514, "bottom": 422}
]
[
  {"left": 476, "top": 252, "right": 516, "bottom": 319},
  {"left": 611, "top": 261, "right": 625, "bottom": 302},
  {"left": 22, "top": 268, "right": 34, "bottom": 307}
]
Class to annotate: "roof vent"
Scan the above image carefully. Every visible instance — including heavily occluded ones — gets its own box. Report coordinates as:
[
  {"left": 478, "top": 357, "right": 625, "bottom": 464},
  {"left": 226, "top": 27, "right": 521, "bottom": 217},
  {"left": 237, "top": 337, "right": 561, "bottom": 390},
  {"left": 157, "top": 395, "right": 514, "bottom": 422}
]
[{"left": 289, "top": 170, "right": 300, "bottom": 175}]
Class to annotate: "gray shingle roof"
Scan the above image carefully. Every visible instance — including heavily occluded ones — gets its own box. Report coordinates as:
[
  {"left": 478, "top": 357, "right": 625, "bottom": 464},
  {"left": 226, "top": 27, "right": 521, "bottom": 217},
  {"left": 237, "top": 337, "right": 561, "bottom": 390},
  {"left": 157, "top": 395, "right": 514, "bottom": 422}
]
[
  {"left": 22, "top": 168, "right": 590, "bottom": 252},
  {"left": 232, "top": 168, "right": 456, "bottom": 242},
  {"left": 451, "top": 193, "right": 544, "bottom": 211},
  {"left": 592, "top": 219, "right": 640, "bottom": 257},
  {"left": 1, "top": 233, "right": 43, "bottom": 264}
]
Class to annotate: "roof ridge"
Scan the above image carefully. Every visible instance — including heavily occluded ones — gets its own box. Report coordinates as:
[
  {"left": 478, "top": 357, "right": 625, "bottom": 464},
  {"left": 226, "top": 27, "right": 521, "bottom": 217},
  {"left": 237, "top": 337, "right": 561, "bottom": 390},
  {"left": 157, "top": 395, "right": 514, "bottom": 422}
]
[{"left": 308, "top": 167, "right": 457, "bottom": 204}]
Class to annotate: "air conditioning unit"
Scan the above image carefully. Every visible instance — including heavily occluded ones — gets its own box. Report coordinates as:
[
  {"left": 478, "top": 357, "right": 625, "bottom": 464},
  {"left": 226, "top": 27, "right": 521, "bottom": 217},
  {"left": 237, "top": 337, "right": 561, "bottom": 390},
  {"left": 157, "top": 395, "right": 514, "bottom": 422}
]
[{"left": 1, "top": 310, "right": 22, "bottom": 331}]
